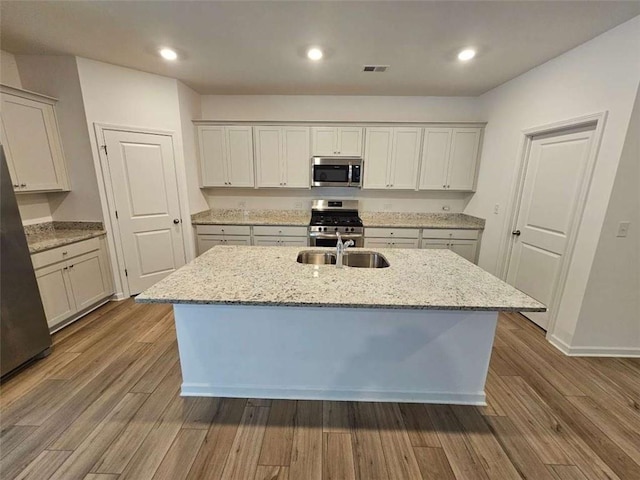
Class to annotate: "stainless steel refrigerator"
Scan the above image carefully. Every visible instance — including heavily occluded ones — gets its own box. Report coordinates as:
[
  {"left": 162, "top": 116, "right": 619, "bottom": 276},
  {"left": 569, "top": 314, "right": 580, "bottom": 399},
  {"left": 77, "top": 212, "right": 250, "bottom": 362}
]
[{"left": 1, "top": 146, "right": 52, "bottom": 378}]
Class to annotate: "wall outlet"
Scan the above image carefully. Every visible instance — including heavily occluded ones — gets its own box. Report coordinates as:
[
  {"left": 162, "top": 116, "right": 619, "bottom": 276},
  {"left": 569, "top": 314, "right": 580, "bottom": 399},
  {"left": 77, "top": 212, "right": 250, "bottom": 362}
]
[
  {"left": 493, "top": 203, "right": 500, "bottom": 215},
  {"left": 617, "top": 221, "right": 631, "bottom": 238},
  {"left": 442, "top": 205, "right": 450, "bottom": 211},
  {"left": 238, "top": 201, "right": 246, "bottom": 209}
]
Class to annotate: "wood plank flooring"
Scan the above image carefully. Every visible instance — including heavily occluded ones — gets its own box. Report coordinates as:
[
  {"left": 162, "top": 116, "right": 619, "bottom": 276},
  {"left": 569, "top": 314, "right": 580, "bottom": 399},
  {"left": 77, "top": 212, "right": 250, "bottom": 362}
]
[{"left": 1, "top": 300, "right": 639, "bottom": 479}]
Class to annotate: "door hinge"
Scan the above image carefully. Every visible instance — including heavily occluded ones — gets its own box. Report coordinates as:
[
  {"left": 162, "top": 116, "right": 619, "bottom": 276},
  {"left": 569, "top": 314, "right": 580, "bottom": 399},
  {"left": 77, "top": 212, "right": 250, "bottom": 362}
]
[
  {"left": 125, "top": 268, "right": 128, "bottom": 277},
  {"left": 101, "top": 144, "right": 108, "bottom": 156},
  {"left": 115, "top": 210, "right": 118, "bottom": 219}
]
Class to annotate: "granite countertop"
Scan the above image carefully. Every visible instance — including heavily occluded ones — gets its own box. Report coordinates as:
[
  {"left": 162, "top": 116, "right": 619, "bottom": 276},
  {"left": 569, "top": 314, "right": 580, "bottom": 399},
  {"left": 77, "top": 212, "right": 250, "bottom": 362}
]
[
  {"left": 360, "top": 212, "right": 485, "bottom": 230},
  {"left": 136, "top": 246, "right": 545, "bottom": 312},
  {"left": 191, "top": 209, "right": 485, "bottom": 230},
  {"left": 191, "top": 209, "right": 310, "bottom": 226},
  {"left": 25, "top": 222, "right": 106, "bottom": 254}
]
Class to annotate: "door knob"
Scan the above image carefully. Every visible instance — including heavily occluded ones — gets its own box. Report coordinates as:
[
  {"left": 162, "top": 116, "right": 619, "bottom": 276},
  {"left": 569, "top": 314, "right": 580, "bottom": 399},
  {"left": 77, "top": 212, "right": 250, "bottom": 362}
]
[
  {"left": 512, "top": 230, "right": 521, "bottom": 236},
  {"left": 173, "top": 219, "right": 181, "bottom": 224}
]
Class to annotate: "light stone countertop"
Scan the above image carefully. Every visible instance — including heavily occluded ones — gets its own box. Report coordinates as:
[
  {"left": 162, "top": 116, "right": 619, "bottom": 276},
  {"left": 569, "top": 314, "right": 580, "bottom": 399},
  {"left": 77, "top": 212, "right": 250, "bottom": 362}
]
[
  {"left": 136, "top": 246, "right": 545, "bottom": 312},
  {"left": 361, "top": 212, "right": 485, "bottom": 230},
  {"left": 191, "top": 209, "right": 310, "bottom": 226},
  {"left": 26, "top": 222, "right": 106, "bottom": 254},
  {"left": 191, "top": 209, "right": 485, "bottom": 230}
]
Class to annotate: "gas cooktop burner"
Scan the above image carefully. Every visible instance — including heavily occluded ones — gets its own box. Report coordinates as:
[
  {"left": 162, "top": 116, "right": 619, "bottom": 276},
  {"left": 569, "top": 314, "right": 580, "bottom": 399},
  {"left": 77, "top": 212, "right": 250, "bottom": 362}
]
[{"left": 310, "top": 214, "right": 363, "bottom": 227}]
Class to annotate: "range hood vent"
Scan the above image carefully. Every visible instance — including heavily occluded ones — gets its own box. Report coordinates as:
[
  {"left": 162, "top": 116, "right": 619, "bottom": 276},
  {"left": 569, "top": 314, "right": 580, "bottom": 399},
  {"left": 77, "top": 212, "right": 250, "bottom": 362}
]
[{"left": 363, "top": 65, "right": 389, "bottom": 72}]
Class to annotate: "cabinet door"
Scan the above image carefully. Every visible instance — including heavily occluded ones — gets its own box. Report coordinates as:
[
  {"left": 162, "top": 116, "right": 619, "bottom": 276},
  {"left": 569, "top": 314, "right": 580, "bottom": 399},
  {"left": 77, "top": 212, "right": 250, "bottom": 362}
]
[
  {"left": 389, "top": 128, "right": 422, "bottom": 190},
  {"left": 364, "top": 238, "right": 392, "bottom": 248},
  {"left": 66, "top": 251, "right": 111, "bottom": 311},
  {"left": 449, "top": 240, "right": 478, "bottom": 263},
  {"left": 363, "top": 128, "right": 392, "bottom": 189},
  {"left": 0, "top": 120, "right": 19, "bottom": 187},
  {"left": 225, "top": 127, "right": 255, "bottom": 187},
  {"left": 198, "top": 126, "right": 227, "bottom": 186},
  {"left": 35, "top": 262, "right": 76, "bottom": 327},
  {"left": 419, "top": 128, "right": 451, "bottom": 190},
  {"left": 336, "top": 127, "right": 363, "bottom": 156},
  {"left": 253, "top": 237, "right": 282, "bottom": 246},
  {"left": 311, "top": 127, "right": 337, "bottom": 156},
  {"left": 447, "top": 128, "right": 481, "bottom": 191},
  {"left": 223, "top": 236, "right": 252, "bottom": 246},
  {"left": 388, "top": 239, "right": 420, "bottom": 249},
  {"left": 282, "top": 127, "right": 310, "bottom": 188},
  {"left": 420, "top": 240, "right": 450, "bottom": 250},
  {"left": 255, "top": 127, "right": 282, "bottom": 187},
  {"left": 197, "top": 235, "right": 225, "bottom": 255},
  {"left": 1, "top": 94, "right": 68, "bottom": 192},
  {"left": 279, "top": 237, "right": 308, "bottom": 247}
]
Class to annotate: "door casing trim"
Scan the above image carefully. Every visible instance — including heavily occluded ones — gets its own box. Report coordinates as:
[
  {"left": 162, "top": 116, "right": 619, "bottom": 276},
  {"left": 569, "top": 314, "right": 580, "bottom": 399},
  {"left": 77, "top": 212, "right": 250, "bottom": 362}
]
[
  {"left": 92, "top": 123, "right": 192, "bottom": 298},
  {"left": 497, "top": 112, "right": 607, "bottom": 337}
]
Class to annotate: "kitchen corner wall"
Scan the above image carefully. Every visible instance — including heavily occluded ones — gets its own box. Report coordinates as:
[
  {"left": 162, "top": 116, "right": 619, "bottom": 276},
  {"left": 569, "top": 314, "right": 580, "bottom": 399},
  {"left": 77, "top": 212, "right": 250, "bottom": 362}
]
[
  {"left": 469, "top": 15, "right": 640, "bottom": 352},
  {"left": 199, "top": 94, "right": 483, "bottom": 213},
  {"left": 15, "top": 55, "right": 103, "bottom": 223},
  {"left": 1, "top": 50, "right": 54, "bottom": 224}
]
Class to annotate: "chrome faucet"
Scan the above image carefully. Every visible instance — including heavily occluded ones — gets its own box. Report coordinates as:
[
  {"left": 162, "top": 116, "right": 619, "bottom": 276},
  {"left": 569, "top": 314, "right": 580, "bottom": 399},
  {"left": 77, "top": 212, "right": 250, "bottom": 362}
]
[{"left": 336, "top": 232, "right": 354, "bottom": 268}]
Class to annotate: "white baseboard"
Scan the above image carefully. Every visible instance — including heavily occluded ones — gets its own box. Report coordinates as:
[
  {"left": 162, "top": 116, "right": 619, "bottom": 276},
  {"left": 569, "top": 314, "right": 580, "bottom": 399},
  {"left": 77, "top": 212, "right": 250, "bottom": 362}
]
[
  {"left": 181, "top": 383, "right": 487, "bottom": 405},
  {"left": 111, "top": 292, "right": 128, "bottom": 301},
  {"left": 549, "top": 334, "right": 640, "bottom": 357}
]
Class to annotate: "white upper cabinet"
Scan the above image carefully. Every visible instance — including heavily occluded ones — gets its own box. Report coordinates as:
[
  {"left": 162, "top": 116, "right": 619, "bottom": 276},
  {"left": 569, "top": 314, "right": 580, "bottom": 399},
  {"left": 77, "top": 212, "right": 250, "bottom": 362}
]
[
  {"left": 311, "top": 127, "right": 363, "bottom": 156},
  {"left": 255, "top": 126, "right": 310, "bottom": 188},
  {"left": 0, "top": 85, "right": 70, "bottom": 193},
  {"left": 419, "top": 127, "right": 482, "bottom": 191},
  {"left": 197, "top": 125, "right": 254, "bottom": 187},
  {"left": 363, "top": 127, "right": 422, "bottom": 190}
]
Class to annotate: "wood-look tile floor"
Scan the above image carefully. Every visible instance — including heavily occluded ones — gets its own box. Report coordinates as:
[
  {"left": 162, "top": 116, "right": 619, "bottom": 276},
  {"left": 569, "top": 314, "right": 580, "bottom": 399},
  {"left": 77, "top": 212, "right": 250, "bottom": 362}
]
[{"left": 1, "top": 299, "right": 639, "bottom": 480}]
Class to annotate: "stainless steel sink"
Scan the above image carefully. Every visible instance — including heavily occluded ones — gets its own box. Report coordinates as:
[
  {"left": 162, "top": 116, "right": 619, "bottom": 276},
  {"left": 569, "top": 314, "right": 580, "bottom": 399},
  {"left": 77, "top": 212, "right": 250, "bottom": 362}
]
[
  {"left": 343, "top": 252, "right": 390, "bottom": 268},
  {"left": 296, "top": 251, "right": 389, "bottom": 268},
  {"left": 296, "top": 251, "right": 336, "bottom": 265}
]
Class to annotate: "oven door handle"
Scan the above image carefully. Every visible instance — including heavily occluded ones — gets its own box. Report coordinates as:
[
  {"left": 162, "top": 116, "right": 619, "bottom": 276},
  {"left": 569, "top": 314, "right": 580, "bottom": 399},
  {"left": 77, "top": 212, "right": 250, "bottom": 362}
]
[{"left": 309, "top": 232, "right": 363, "bottom": 239}]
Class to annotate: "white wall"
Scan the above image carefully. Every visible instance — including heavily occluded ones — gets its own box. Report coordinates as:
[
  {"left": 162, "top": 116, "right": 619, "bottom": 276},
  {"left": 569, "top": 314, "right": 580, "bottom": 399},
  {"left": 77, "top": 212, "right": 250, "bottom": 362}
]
[
  {"left": 15, "top": 55, "right": 103, "bottom": 222},
  {"left": 572, "top": 87, "right": 640, "bottom": 353},
  {"left": 200, "top": 95, "right": 482, "bottom": 122},
  {"left": 467, "top": 16, "right": 640, "bottom": 348},
  {"left": 205, "top": 188, "right": 469, "bottom": 214},
  {"left": 0, "top": 50, "right": 22, "bottom": 89},
  {"left": 177, "top": 81, "right": 208, "bottom": 214},
  {"left": 75, "top": 57, "right": 196, "bottom": 296}
]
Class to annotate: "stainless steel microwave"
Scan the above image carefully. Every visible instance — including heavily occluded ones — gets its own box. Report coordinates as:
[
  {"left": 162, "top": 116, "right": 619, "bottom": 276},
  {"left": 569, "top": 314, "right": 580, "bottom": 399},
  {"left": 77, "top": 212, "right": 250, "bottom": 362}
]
[{"left": 311, "top": 157, "right": 363, "bottom": 188}]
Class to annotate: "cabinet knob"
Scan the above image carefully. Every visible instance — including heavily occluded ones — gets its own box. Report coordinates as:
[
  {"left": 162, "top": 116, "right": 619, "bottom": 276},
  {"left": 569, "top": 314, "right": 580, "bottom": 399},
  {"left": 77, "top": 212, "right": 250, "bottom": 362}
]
[
  {"left": 69, "top": 264, "right": 74, "bottom": 268},
  {"left": 20, "top": 183, "right": 26, "bottom": 187},
  {"left": 13, "top": 184, "right": 18, "bottom": 188},
  {"left": 173, "top": 218, "right": 180, "bottom": 224},
  {"left": 62, "top": 251, "right": 68, "bottom": 255},
  {"left": 512, "top": 230, "right": 521, "bottom": 236}
]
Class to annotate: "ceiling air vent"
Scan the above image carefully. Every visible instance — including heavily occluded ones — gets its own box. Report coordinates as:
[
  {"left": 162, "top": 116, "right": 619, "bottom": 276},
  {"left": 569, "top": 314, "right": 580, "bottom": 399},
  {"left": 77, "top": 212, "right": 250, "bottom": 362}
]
[{"left": 363, "top": 65, "right": 389, "bottom": 72}]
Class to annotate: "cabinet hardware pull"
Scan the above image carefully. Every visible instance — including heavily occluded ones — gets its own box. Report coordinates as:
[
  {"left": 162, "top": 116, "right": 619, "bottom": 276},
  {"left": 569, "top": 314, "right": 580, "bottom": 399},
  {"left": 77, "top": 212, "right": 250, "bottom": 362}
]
[
  {"left": 173, "top": 219, "right": 180, "bottom": 224},
  {"left": 512, "top": 230, "right": 521, "bottom": 236},
  {"left": 13, "top": 184, "right": 18, "bottom": 188},
  {"left": 69, "top": 264, "right": 74, "bottom": 268},
  {"left": 62, "top": 251, "right": 68, "bottom": 255},
  {"left": 20, "top": 183, "right": 26, "bottom": 187}
]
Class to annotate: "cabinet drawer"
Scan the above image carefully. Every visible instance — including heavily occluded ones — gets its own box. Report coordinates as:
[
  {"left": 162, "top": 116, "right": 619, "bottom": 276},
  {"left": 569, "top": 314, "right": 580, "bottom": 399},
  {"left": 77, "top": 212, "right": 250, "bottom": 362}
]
[
  {"left": 31, "top": 237, "right": 101, "bottom": 269},
  {"left": 364, "top": 228, "right": 420, "bottom": 239},
  {"left": 253, "top": 226, "right": 308, "bottom": 237},
  {"left": 195, "top": 225, "right": 251, "bottom": 236},
  {"left": 364, "top": 238, "right": 419, "bottom": 249},
  {"left": 422, "top": 229, "right": 479, "bottom": 240}
]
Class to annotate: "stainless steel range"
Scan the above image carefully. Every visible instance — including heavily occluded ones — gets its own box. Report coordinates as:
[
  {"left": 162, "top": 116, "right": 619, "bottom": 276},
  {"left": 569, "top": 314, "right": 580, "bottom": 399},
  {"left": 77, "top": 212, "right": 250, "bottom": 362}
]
[{"left": 308, "top": 200, "right": 364, "bottom": 247}]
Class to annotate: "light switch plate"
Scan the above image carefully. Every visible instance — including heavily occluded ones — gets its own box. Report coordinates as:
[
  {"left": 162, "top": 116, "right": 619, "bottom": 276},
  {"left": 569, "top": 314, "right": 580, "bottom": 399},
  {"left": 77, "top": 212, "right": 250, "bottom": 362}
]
[{"left": 617, "top": 221, "right": 630, "bottom": 237}]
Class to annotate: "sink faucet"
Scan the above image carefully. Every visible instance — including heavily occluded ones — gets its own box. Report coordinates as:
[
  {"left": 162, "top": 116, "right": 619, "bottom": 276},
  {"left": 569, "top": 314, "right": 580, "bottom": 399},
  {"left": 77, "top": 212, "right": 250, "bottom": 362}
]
[{"left": 336, "top": 232, "right": 354, "bottom": 268}]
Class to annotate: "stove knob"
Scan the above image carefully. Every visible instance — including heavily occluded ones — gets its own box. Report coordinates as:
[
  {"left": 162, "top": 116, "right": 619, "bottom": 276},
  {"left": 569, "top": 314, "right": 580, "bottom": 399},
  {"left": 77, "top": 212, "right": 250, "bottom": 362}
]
[
  {"left": 351, "top": 227, "right": 355, "bottom": 232},
  {"left": 323, "top": 227, "right": 327, "bottom": 232},
  {"left": 334, "top": 227, "right": 338, "bottom": 232}
]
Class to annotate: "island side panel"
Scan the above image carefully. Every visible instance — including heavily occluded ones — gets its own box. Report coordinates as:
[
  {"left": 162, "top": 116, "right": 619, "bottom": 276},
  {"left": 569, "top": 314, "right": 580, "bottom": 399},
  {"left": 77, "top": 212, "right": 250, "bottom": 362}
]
[{"left": 173, "top": 304, "right": 498, "bottom": 405}]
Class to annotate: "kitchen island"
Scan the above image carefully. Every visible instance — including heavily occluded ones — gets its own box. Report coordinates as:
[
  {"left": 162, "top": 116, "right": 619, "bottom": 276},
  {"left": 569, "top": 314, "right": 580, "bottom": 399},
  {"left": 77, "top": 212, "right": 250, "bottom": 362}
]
[{"left": 137, "top": 246, "right": 545, "bottom": 405}]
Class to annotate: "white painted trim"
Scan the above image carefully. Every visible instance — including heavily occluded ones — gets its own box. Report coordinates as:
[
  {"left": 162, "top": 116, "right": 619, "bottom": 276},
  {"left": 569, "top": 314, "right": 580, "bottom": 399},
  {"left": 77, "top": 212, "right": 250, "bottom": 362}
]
[
  {"left": 497, "top": 112, "right": 608, "bottom": 337},
  {"left": 194, "top": 120, "right": 487, "bottom": 127},
  {"left": 549, "top": 334, "right": 640, "bottom": 357},
  {"left": 48, "top": 296, "right": 111, "bottom": 334},
  {"left": 181, "top": 384, "right": 486, "bottom": 405},
  {"left": 92, "top": 123, "right": 194, "bottom": 297}
]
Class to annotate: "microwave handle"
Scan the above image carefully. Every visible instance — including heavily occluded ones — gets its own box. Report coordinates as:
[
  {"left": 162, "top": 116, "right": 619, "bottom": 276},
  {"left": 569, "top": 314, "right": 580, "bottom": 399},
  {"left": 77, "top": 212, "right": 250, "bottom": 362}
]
[{"left": 348, "top": 163, "right": 353, "bottom": 186}]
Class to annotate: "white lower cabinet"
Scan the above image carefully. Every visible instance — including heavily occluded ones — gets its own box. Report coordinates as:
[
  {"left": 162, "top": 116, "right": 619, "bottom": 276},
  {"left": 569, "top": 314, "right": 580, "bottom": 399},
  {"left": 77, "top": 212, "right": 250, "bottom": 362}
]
[
  {"left": 254, "top": 236, "right": 308, "bottom": 247},
  {"left": 196, "top": 224, "right": 308, "bottom": 254},
  {"left": 364, "top": 228, "right": 420, "bottom": 249},
  {"left": 198, "top": 235, "right": 251, "bottom": 253},
  {"left": 421, "top": 229, "right": 480, "bottom": 263},
  {"left": 32, "top": 237, "right": 113, "bottom": 329}
]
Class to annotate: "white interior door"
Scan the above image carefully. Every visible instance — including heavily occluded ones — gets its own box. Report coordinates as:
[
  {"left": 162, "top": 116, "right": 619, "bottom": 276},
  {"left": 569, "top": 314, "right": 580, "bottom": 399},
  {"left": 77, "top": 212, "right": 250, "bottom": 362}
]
[
  {"left": 507, "top": 125, "right": 595, "bottom": 329},
  {"left": 103, "top": 129, "right": 186, "bottom": 295}
]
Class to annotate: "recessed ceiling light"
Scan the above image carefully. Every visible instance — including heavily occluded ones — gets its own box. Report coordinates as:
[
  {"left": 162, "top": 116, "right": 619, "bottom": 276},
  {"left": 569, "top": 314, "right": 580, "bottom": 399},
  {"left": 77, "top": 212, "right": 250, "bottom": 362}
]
[
  {"left": 160, "top": 48, "right": 178, "bottom": 61},
  {"left": 458, "top": 49, "right": 476, "bottom": 61},
  {"left": 307, "top": 47, "right": 323, "bottom": 61}
]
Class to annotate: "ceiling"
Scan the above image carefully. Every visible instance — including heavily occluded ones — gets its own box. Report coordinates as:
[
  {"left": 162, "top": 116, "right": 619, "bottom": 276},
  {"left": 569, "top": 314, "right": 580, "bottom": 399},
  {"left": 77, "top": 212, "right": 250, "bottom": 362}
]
[{"left": 1, "top": 1, "right": 639, "bottom": 96}]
